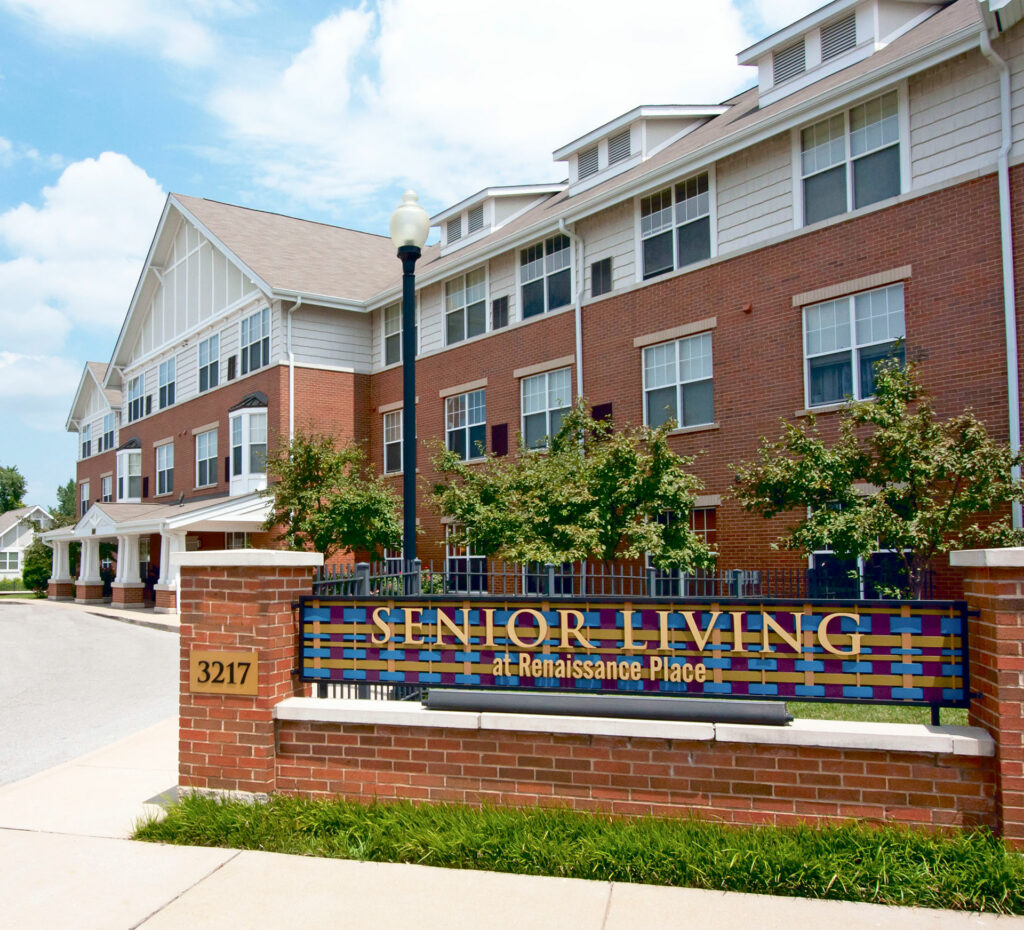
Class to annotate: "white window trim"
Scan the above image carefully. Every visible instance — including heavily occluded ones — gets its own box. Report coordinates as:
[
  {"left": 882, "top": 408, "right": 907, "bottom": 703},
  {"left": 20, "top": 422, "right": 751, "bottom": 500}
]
[
  {"left": 158, "top": 356, "right": 176, "bottom": 410},
  {"left": 383, "top": 409, "right": 403, "bottom": 474},
  {"left": 445, "top": 525, "right": 487, "bottom": 595},
  {"left": 520, "top": 366, "right": 573, "bottom": 451},
  {"left": 445, "top": 388, "right": 487, "bottom": 462},
  {"left": 196, "top": 428, "right": 219, "bottom": 489},
  {"left": 381, "top": 299, "right": 421, "bottom": 367},
  {"left": 239, "top": 306, "right": 271, "bottom": 377},
  {"left": 641, "top": 329, "right": 715, "bottom": 429},
  {"left": 519, "top": 234, "right": 573, "bottom": 319},
  {"left": 198, "top": 332, "right": 221, "bottom": 394},
  {"left": 633, "top": 165, "right": 717, "bottom": 284},
  {"left": 155, "top": 442, "right": 174, "bottom": 497},
  {"left": 444, "top": 266, "right": 490, "bottom": 347},
  {"left": 792, "top": 84, "right": 908, "bottom": 231},
  {"left": 126, "top": 373, "right": 145, "bottom": 423},
  {"left": 116, "top": 449, "right": 142, "bottom": 503},
  {"left": 80, "top": 480, "right": 90, "bottom": 517},
  {"left": 229, "top": 408, "right": 268, "bottom": 496}
]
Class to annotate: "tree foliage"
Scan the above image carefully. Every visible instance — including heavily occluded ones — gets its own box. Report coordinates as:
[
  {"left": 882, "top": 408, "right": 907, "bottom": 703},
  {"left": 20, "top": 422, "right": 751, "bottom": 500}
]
[
  {"left": 20, "top": 537, "right": 52, "bottom": 593},
  {"left": 431, "top": 401, "right": 715, "bottom": 569},
  {"left": 0, "top": 465, "right": 26, "bottom": 513},
  {"left": 733, "top": 359, "right": 1024, "bottom": 596},
  {"left": 52, "top": 478, "right": 77, "bottom": 528},
  {"left": 262, "top": 431, "right": 401, "bottom": 560}
]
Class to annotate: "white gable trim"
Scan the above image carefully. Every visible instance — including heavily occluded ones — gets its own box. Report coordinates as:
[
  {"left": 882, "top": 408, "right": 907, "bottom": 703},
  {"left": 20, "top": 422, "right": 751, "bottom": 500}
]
[{"left": 65, "top": 364, "right": 112, "bottom": 432}]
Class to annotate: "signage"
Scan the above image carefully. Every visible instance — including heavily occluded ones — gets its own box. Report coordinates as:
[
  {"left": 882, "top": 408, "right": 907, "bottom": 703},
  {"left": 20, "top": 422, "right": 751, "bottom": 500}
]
[
  {"left": 189, "top": 650, "right": 258, "bottom": 696},
  {"left": 299, "top": 597, "right": 968, "bottom": 707}
]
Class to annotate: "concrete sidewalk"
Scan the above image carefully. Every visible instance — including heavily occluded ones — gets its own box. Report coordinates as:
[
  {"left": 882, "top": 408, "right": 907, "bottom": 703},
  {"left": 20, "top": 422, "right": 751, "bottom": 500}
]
[
  {"left": 3, "top": 594, "right": 179, "bottom": 632},
  {"left": 2, "top": 723, "right": 1022, "bottom": 929}
]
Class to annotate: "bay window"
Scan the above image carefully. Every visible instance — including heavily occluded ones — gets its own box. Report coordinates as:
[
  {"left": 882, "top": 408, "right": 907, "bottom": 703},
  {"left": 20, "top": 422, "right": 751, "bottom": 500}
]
[{"left": 229, "top": 409, "right": 267, "bottom": 495}]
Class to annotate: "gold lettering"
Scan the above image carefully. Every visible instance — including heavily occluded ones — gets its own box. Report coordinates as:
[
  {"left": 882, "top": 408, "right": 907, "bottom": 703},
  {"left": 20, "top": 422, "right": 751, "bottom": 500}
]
[
  {"left": 650, "top": 656, "right": 664, "bottom": 680},
  {"left": 518, "top": 654, "right": 531, "bottom": 677},
  {"left": 572, "top": 660, "right": 583, "bottom": 678},
  {"left": 542, "top": 658, "right": 555, "bottom": 678},
  {"left": 669, "top": 662, "right": 682, "bottom": 683},
  {"left": 762, "top": 612, "right": 803, "bottom": 654},
  {"left": 582, "top": 660, "right": 595, "bottom": 680},
  {"left": 657, "top": 610, "right": 671, "bottom": 650},
  {"left": 491, "top": 658, "right": 503, "bottom": 676},
  {"left": 695, "top": 663, "right": 707, "bottom": 683},
  {"left": 682, "top": 662, "right": 693, "bottom": 683},
  {"left": 629, "top": 662, "right": 642, "bottom": 681},
  {"left": 370, "top": 607, "right": 392, "bottom": 646},
  {"left": 402, "top": 607, "right": 425, "bottom": 645},
  {"left": 559, "top": 609, "right": 593, "bottom": 649},
  {"left": 819, "top": 613, "right": 862, "bottom": 656},
  {"left": 507, "top": 608, "right": 549, "bottom": 648},
  {"left": 682, "top": 611, "right": 721, "bottom": 652},
  {"left": 731, "top": 611, "right": 745, "bottom": 653},
  {"left": 622, "top": 609, "right": 646, "bottom": 652},
  {"left": 482, "top": 609, "right": 496, "bottom": 647},
  {"left": 436, "top": 607, "right": 471, "bottom": 647}
]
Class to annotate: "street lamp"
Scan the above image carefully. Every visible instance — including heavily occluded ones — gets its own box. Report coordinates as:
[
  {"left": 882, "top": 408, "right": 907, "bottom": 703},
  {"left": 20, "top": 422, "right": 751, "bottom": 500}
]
[{"left": 389, "top": 190, "right": 430, "bottom": 592}]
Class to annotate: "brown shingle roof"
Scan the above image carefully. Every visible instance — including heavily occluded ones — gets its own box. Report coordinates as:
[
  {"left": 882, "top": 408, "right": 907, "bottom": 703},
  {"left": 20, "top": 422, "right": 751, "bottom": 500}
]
[{"left": 87, "top": 361, "right": 121, "bottom": 407}]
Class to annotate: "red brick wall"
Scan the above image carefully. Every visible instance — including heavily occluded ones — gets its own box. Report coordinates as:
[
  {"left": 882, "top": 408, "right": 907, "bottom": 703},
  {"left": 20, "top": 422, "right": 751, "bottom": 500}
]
[{"left": 274, "top": 722, "right": 995, "bottom": 830}]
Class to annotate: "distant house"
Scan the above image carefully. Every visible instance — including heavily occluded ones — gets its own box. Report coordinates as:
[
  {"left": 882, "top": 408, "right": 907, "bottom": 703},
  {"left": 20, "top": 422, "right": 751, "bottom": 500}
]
[{"left": 0, "top": 506, "right": 53, "bottom": 581}]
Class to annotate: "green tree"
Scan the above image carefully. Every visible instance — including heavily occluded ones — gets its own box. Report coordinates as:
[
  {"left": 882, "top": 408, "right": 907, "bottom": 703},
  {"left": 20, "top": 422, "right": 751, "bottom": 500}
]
[
  {"left": 262, "top": 431, "right": 401, "bottom": 560},
  {"left": 733, "top": 359, "right": 1024, "bottom": 597},
  {"left": 431, "top": 401, "right": 715, "bottom": 569},
  {"left": 0, "top": 465, "right": 26, "bottom": 513},
  {"left": 52, "top": 478, "right": 77, "bottom": 527},
  {"left": 20, "top": 537, "right": 52, "bottom": 593}
]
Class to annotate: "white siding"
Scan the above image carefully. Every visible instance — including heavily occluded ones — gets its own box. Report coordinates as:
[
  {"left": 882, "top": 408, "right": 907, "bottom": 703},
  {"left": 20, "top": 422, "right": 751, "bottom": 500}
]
[
  {"left": 716, "top": 133, "right": 794, "bottom": 254},
  {"left": 579, "top": 201, "right": 635, "bottom": 296},
  {"left": 910, "top": 48, "right": 1001, "bottom": 190},
  {"left": 418, "top": 282, "right": 444, "bottom": 355},
  {"left": 291, "top": 306, "right": 373, "bottom": 371},
  {"left": 489, "top": 251, "right": 517, "bottom": 323}
]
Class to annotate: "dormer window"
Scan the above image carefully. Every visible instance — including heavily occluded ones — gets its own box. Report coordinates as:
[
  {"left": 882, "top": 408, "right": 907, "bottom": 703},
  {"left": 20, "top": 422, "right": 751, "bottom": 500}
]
[
  {"left": 821, "top": 12, "right": 856, "bottom": 61},
  {"left": 467, "top": 205, "right": 484, "bottom": 235},
  {"left": 607, "top": 129, "right": 632, "bottom": 165},
  {"left": 447, "top": 217, "right": 462, "bottom": 243},
  {"left": 578, "top": 146, "right": 599, "bottom": 180},
  {"left": 773, "top": 40, "right": 805, "bottom": 84}
]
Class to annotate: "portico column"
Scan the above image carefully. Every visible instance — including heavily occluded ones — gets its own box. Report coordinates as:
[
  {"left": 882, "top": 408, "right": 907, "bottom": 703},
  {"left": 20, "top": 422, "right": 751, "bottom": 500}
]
[
  {"left": 154, "top": 530, "right": 186, "bottom": 613},
  {"left": 74, "top": 537, "right": 104, "bottom": 604},
  {"left": 111, "top": 533, "right": 145, "bottom": 609},
  {"left": 47, "top": 539, "right": 75, "bottom": 600}
]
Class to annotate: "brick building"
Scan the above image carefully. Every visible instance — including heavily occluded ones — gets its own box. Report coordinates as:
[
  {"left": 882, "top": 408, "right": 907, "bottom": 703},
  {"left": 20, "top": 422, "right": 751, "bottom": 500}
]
[{"left": 45, "top": 0, "right": 1024, "bottom": 608}]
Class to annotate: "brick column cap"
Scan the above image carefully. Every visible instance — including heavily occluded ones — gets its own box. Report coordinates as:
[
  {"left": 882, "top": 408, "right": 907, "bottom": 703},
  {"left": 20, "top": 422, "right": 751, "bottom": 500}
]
[
  {"left": 950, "top": 547, "right": 1024, "bottom": 568},
  {"left": 172, "top": 549, "right": 324, "bottom": 568}
]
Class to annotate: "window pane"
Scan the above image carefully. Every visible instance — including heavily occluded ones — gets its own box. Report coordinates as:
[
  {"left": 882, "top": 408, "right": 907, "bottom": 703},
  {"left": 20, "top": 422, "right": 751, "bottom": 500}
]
[
  {"left": 468, "top": 424, "right": 486, "bottom": 457},
  {"left": 859, "top": 341, "right": 904, "bottom": 397},
  {"left": 679, "top": 332, "right": 713, "bottom": 382},
  {"left": 446, "top": 307, "right": 465, "bottom": 344},
  {"left": 524, "top": 412, "right": 547, "bottom": 448},
  {"left": 640, "top": 189, "right": 673, "bottom": 237},
  {"left": 805, "top": 299, "right": 851, "bottom": 355},
  {"left": 385, "top": 443, "right": 401, "bottom": 473},
  {"left": 804, "top": 165, "right": 847, "bottom": 225},
  {"left": 547, "top": 268, "right": 571, "bottom": 311},
  {"left": 642, "top": 230, "right": 673, "bottom": 279},
  {"left": 522, "top": 279, "right": 545, "bottom": 318},
  {"left": 801, "top": 114, "right": 845, "bottom": 175},
  {"left": 854, "top": 284, "right": 904, "bottom": 346},
  {"left": 549, "top": 405, "right": 569, "bottom": 437},
  {"left": 849, "top": 91, "right": 898, "bottom": 157},
  {"left": 646, "top": 386, "right": 677, "bottom": 427},
  {"left": 809, "top": 352, "right": 853, "bottom": 405},
  {"left": 676, "top": 216, "right": 710, "bottom": 268},
  {"left": 682, "top": 380, "right": 713, "bottom": 426},
  {"left": 447, "top": 429, "right": 467, "bottom": 460},
  {"left": 522, "top": 374, "right": 546, "bottom": 415},
  {"left": 467, "top": 301, "right": 486, "bottom": 338},
  {"left": 548, "top": 369, "right": 571, "bottom": 407},
  {"left": 644, "top": 342, "right": 676, "bottom": 389},
  {"left": 251, "top": 444, "right": 267, "bottom": 474},
  {"left": 385, "top": 333, "right": 400, "bottom": 365},
  {"left": 852, "top": 144, "right": 900, "bottom": 209}
]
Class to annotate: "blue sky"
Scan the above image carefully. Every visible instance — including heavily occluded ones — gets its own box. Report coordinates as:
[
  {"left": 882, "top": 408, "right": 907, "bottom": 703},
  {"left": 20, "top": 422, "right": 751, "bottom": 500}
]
[{"left": 0, "top": 0, "right": 819, "bottom": 508}]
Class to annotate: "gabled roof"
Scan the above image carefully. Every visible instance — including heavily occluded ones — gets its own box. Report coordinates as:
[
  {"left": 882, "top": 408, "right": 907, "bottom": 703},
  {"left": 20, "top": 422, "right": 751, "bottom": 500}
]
[
  {"left": 65, "top": 362, "right": 119, "bottom": 432},
  {"left": 0, "top": 506, "right": 51, "bottom": 537}
]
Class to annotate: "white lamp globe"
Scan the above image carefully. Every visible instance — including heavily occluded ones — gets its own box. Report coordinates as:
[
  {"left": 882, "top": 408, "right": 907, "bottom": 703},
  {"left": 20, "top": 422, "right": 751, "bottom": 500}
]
[{"left": 389, "top": 190, "right": 430, "bottom": 250}]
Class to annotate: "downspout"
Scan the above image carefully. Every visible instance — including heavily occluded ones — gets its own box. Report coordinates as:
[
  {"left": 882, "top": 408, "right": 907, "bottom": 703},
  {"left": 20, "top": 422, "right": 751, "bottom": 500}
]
[
  {"left": 287, "top": 296, "right": 303, "bottom": 442},
  {"left": 557, "top": 218, "right": 586, "bottom": 402},
  {"left": 979, "top": 27, "right": 1023, "bottom": 528}
]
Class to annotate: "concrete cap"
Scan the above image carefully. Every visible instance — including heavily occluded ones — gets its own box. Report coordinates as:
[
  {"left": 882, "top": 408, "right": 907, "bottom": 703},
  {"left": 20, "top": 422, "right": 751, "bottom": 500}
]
[
  {"left": 949, "top": 547, "right": 1024, "bottom": 568},
  {"left": 172, "top": 549, "right": 324, "bottom": 568}
]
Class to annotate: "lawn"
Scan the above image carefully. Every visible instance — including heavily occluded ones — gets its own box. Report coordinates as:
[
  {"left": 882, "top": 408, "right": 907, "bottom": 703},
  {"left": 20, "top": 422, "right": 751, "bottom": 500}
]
[{"left": 135, "top": 795, "right": 1024, "bottom": 914}]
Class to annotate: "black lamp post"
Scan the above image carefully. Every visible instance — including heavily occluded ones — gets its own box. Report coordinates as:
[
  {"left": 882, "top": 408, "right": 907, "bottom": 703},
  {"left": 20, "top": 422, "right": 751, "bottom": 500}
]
[{"left": 389, "top": 191, "right": 430, "bottom": 591}]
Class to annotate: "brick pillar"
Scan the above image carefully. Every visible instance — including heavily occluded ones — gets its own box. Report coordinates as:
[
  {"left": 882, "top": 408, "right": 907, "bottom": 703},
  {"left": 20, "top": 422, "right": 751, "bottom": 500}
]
[
  {"left": 951, "top": 548, "right": 1024, "bottom": 847},
  {"left": 175, "top": 550, "right": 323, "bottom": 796}
]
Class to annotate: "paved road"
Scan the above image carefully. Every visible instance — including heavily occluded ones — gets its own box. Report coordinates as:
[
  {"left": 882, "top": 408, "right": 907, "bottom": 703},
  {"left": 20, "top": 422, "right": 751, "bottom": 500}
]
[{"left": 0, "top": 600, "right": 178, "bottom": 784}]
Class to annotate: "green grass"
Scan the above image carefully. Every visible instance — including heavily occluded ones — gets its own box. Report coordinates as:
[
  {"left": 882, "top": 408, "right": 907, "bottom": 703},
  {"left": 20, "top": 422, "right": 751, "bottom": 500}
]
[
  {"left": 790, "top": 702, "right": 968, "bottom": 726},
  {"left": 135, "top": 795, "right": 1024, "bottom": 913}
]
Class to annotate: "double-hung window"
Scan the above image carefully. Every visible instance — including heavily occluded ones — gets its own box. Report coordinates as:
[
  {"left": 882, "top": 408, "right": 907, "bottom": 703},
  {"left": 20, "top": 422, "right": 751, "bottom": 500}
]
[
  {"left": 229, "top": 410, "right": 267, "bottom": 495},
  {"left": 156, "top": 443, "right": 174, "bottom": 495},
  {"left": 804, "top": 283, "right": 905, "bottom": 407},
  {"left": 520, "top": 235, "right": 570, "bottom": 319},
  {"left": 240, "top": 307, "right": 270, "bottom": 375},
  {"left": 521, "top": 367, "right": 571, "bottom": 450},
  {"left": 445, "top": 525, "right": 486, "bottom": 594},
  {"left": 646, "top": 509, "right": 718, "bottom": 596},
  {"left": 446, "top": 389, "right": 486, "bottom": 460},
  {"left": 80, "top": 425, "right": 91, "bottom": 460},
  {"left": 801, "top": 91, "right": 900, "bottom": 226},
  {"left": 159, "top": 357, "right": 176, "bottom": 409},
  {"left": 0, "top": 551, "right": 18, "bottom": 572},
  {"left": 127, "top": 375, "right": 144, "bottom": 423},
  {"left": 445, "top": 268, "right": 487, "bottom": 345},
  {"left": 80, "top": 481, "right": 90, "bottom": 517},
  {"left": 640, "top": 173, "right": 711, "bottom": 279},
  {"left": 198, "top": 334, "right": 219, "bottom": 392},
  {"left": 196, "top": 429, "right": 218, "bottom": 488},
  {"left": 383, "top": 410, "right": 402, "bottom": 474},
  {"left": 117, "top": 449, "right": 142, "bottom": 502},
  {"left": 101, "top": 475, "right": 113, "bottom": 502},
  {"left": 101, "top": 413, "right": 114, "bottom": 452},
  {"left": 643, "top": 331, "right": 714, "bottom": 428}
]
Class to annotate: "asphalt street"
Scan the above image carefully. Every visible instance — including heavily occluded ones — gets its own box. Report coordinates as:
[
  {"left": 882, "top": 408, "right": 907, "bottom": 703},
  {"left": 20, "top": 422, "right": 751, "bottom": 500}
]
[{"left": 0, "top": 600, "right": 177, "bottom": 784}]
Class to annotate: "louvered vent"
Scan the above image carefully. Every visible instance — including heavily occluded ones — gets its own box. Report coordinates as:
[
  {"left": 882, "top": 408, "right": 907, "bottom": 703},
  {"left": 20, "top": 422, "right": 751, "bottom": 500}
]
[
  {"left": 578, "top": 146, "right": 599, "bottom": 179},
  {"left": 773, "top": 40, "right": 805, "bottom": 85},
  {"left": 447, "top": 217, "right": 462, "bottom": 243},
  {"left": 608, "top": 129, "right": 632, "bottom": 165},
  {"left": 467, "top": 204, "right": 484, "bottom": 234},
  {"left": 821, "top": 12, "right": 856, "bottom": 61}
]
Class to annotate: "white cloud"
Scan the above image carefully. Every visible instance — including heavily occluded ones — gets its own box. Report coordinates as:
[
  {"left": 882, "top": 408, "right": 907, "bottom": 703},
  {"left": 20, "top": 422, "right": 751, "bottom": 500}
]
[
  {"left": 0, "top": 352, "right": 81, "bottom": 429},
  {"left": 0, "top": 152, "right": 165, "bottom": 350},
  {"left": 208, "top": 0, "right": 764, "bottom": 211},
  {"left": 0, "top": 0, "right": 220, "bottom": 66},
  {"left": 0, "top": 135, "right": 63, "bottom": 170}
]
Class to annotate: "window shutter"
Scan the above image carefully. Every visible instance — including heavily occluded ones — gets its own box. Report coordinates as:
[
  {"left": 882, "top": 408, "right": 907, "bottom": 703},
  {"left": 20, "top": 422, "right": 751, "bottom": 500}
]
[
  {"left": 491, "top": 423, "right": 509, "bottom": 457},
  {"left": 607, "top": 130, "right": 631, "bottom": 165},
  {"left": 145, "top": 395, "right": 152, "bottom": 415},
  {"left": 227, "top": 356, "right": 237, "bottom": 380},
  {"left": 142, "top": 476, "right": 149, "bottom": 499},
  {"left": 467, "top": 205, "right": 484, "bottom": 234},
  {"left": 773, "top": 40, "right": 805, "bottom": 84},
  {"left": 491, "top": 296, "right": 509, "bottom": 330},
  {"left": 447, "top": 217, "right": 462, "bottom": 243},
  {"left": 578, "top": 146, "right": 599, "bottom": 179},
  {"left": 821, "top": 12, "right": 856, "bottom": 61},
  {"left": 224, "top": 456, "right": 230, "bottom": 480},
  {"left": 592, "top": 403, "right": 613, "bottom": 422}
]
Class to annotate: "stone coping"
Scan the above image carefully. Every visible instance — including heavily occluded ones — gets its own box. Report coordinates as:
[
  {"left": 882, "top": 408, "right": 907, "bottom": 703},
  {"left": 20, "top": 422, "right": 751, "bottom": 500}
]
[
  {"left": 274, "top": 698, "right": 994, "bottom": 756},
  {"left": 172, "top": 550, "right": 324, "bottom": 568},
  {"left": 950, "top": 547, "right": 1024, "bottom": 568}
]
